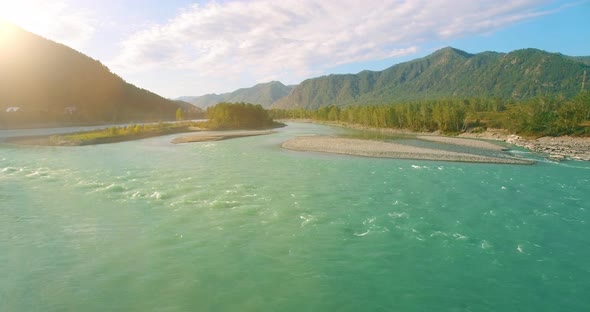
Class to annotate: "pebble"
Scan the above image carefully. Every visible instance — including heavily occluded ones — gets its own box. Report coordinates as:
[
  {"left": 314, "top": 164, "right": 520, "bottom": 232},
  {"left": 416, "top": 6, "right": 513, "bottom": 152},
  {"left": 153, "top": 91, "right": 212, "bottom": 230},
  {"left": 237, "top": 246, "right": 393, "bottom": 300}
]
[{"left": 508, "top": 136, "right": 590, "bottom": 161}]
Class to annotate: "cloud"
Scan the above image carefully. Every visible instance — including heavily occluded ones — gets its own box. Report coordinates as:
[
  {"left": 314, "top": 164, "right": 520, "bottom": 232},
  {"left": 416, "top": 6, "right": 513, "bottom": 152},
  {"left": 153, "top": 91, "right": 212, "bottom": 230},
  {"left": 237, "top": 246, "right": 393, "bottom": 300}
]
[
  {"left": 0, "top": 0, "right": 96, "bottom": 50},
  {"left": 113, "top": 0, "right": 553, "bottom": 94}
]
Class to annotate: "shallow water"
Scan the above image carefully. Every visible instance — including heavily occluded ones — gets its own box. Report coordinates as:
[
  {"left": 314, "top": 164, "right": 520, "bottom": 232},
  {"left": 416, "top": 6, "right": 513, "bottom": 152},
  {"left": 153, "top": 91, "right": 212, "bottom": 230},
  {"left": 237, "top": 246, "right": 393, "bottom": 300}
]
[{"left": 1, "top": 122, "right": 589, "bottom": 311}]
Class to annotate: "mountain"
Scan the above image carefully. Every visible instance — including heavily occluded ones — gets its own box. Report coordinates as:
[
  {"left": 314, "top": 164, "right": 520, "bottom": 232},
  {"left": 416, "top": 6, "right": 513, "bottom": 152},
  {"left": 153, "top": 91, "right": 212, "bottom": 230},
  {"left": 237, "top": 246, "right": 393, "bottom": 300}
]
[
  {"left": 568, "top": 56, "right": 590, "bottom": 66},
  {"left": 271, "top": 47, "right": 590, "bottom": 109},
  {"left": 0, "top": 21, "right": 187, "bottom": 128},
  {"left": 179, "top": 81, "right": 293, "bottom": 108},
  {"left": 178, "top": 94, "right": 225, "bottom": 109}
]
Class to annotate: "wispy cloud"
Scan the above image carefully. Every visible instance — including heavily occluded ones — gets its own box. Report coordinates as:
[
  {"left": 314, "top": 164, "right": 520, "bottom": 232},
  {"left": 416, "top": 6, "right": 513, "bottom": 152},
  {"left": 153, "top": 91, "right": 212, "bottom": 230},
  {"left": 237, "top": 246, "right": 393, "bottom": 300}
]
[
  {"left": 0, "top": 0, "right": 96, "bottom": 50},
  {"left": 112, "top": 0, "right": 554, "bottom": 90},
  {"left": 113, "top": 1, "right": 419, "bottom": 79}
]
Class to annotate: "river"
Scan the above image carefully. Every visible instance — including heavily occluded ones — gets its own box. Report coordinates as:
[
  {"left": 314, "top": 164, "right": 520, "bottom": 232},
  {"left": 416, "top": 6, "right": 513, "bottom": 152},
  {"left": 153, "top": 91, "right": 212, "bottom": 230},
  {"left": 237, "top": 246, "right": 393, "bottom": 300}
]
[{"left": 1, "top": 122, "right": 589, "bottom": 311}]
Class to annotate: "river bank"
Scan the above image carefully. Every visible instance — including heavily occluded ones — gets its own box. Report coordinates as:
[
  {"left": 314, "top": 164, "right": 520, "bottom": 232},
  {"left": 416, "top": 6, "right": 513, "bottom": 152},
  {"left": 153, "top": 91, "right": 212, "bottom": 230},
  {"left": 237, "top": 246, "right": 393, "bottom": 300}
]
[
  {"left": 505, "top": 135, "right": 590, "bottom": 161},
  {"left": 4, "top": 124, "right": 280, "bottom": 147},
  {"left": 4, "top": 126, "right": 200, "bottom": 146},
  {"left": 282, "top": 136, "right": 533, "bottom": 164},
  {"left": 172, "top": 130, "right": 275, "bottom": 143},
  {"left": 281, "top": 119, "right": 590, "bottom": 161}
]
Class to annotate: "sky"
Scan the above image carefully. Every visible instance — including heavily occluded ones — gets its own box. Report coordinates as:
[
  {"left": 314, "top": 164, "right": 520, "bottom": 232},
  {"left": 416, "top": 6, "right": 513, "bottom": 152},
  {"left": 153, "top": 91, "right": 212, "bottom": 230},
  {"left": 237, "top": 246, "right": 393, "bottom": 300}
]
[{"left": 0, "top": 0, "right": 589, "bottom": 98}]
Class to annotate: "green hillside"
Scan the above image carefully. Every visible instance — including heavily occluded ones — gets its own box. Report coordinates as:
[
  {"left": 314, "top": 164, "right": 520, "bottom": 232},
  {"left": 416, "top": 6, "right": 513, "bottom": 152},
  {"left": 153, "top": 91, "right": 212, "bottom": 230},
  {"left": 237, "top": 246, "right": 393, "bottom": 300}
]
[
  {"left": 179, "top": 81, "right": 293, "bottom": 108},
  {"left": 568, "top": 56, "right": 590, "bottom": 66},
  {"left": 0, "top": 22, "right": 189, "bottom": 128},
  {"left": 272, "top": 47, "right": 589, "bottom": 109}
]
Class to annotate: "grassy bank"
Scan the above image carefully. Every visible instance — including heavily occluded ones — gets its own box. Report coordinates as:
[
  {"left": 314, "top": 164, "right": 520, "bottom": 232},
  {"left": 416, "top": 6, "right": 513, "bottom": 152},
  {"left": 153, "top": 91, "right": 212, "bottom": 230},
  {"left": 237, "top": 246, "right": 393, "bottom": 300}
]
[
  {"left": 7, "top": 118, "right": 284, "bottom": 146},
  {"left": 4, "top": 122, "right": 199, "bottom": 146},
  {"left": 51, "top": 122, "right": 201, "bottom": 145}
]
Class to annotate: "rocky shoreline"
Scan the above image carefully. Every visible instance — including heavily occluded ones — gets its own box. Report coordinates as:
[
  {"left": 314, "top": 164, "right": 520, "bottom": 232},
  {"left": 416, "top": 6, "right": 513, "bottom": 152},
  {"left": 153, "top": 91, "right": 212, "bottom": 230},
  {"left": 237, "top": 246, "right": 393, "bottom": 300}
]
[
  {"left": 506, "top": 135, "right": 590, "bottom": 161},
  {"left": 459, "top": 128, "right": 590, "bottom": 161}
]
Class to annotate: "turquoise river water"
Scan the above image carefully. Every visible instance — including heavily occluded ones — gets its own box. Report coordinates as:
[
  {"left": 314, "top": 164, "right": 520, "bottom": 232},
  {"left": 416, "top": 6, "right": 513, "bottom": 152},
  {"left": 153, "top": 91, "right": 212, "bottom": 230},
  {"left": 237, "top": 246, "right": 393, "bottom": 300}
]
[{"left": 1, "top": 122, "right": 589, "bottom": 311}]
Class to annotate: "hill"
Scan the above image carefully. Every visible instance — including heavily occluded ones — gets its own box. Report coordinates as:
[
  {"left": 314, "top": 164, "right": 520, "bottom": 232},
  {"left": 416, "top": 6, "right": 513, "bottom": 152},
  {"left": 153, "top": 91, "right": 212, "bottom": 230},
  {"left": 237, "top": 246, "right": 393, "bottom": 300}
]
[
  {"left": 568, "top": 56, "right": 590, "bottom": 66},
  {"left": 271, "top": 47, "right": 590, "bottom": 109},
  {"left": 179, "top": 81, "right": 293, "bottom": 108},
  {"left": 0, "top": 21, "right": 189, "bottom": 128}
]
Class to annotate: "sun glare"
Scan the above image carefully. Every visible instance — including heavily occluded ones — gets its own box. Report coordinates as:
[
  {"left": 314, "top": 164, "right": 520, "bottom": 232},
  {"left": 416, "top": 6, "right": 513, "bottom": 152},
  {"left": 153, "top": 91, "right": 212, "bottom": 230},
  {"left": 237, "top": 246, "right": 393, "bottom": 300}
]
[
  {"left": 0, "top": 1, "right": 43, "bottom": 39},
  {"left": 0, "top": 2, "right": 21, "bottom": 23},
  {"left": 0, "top": 18, "right": 17, "bottom": 43}
]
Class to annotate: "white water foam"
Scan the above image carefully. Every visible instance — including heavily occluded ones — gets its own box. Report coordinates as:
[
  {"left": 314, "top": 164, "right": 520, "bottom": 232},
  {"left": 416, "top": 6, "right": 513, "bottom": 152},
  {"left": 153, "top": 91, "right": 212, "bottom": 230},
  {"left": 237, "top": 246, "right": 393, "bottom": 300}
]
[
  {"left": 354, "top": 230, "right": 370, "bottom": 237},
  {"left": 25, "top": 170, "right": 42, "bottom": 177},
  {"left": 484, "top": 210, "right": 496, "bottom": 216},
  {"left": 300, "top": 214, "right": 314, "bottom": 227},
  {"left": 453, "top": 233, "right": 468, "bottom": 240},
  {"left": 150, "top": 191, "right": 162, "bottom": 199},
  {"left": 363, "top": 217, "right": 376, "bottom": 225},
  {"left": 388, "top": 212, "right": 409, "bottom": 218},
  {"left": 1, "top": 167, "right": 19, "bottom": 174},
  {"left": 430, "top": 231, "right": 448, "bottom": 237}
]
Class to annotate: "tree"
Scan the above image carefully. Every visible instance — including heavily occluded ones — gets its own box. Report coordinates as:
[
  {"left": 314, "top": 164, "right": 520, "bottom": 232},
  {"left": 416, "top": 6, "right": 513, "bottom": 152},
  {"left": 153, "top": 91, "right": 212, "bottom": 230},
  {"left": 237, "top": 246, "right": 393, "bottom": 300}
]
[
  {"left": 206, "top": 102, "right": 274, "bottom": 129},
  {"left": 328, "top": 106, "right": 340, "bottom": 121},
  {"left": 176, "top": 108, "right": 184, "bottom": 121},
  {"left": 574, "top": 91, "right": 590, "bottom": 121}
]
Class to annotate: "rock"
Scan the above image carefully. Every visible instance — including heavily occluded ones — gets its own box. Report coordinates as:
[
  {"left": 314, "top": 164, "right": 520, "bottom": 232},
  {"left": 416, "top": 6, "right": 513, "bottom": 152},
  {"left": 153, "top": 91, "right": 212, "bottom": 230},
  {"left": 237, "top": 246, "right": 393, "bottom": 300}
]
[
  {"left": 506, "top": 135, "right": 521, "bottom": 144},
  {"left": 548, "top": 154, "right": 565, "bottom": 161}
]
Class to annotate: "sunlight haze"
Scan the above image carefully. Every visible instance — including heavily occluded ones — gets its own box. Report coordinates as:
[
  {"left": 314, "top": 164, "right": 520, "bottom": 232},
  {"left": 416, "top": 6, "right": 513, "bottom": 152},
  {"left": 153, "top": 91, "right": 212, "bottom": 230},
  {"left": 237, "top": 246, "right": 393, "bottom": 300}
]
[
  {"left": 2, "top": 1, "right": 590, "bottom": 311},
  {"left": 1, "top": 0, "right": 588, "bottom": 98}
]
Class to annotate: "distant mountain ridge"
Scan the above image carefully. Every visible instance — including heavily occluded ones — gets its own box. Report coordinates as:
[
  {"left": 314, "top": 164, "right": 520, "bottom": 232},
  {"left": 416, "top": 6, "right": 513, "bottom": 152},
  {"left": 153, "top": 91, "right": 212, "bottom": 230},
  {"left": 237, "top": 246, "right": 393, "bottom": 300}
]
[
  {"left": 179, "top": 81, "right": 293, "bottom": 108},
  {"left": 0, "top": 21, "right": 192, "bottom": 128},
  {"left": 271, "top": 47, "right": 590, "bottom": 109},
  {"left": 568, "top": 56, "right": 590, "bottom": 66}
]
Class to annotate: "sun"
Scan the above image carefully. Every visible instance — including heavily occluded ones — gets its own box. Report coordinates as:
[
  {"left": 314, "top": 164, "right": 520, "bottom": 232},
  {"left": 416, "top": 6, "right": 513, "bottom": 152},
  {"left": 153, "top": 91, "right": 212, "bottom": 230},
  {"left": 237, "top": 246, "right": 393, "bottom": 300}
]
[
  {"left": 0, "top": 0, "right": 93, "bottom": 50},
  {"left": 0, "top": 19, "right": 18, "bottom": 44},
  {"left": 0, "top": 1, "right": 24, "bottom": 24},
  {"left": 0, "top": 0, "right": 39, "bottom": 46},
  {"left": 0, "top": 1, "right": 44, "bottom": 35}
]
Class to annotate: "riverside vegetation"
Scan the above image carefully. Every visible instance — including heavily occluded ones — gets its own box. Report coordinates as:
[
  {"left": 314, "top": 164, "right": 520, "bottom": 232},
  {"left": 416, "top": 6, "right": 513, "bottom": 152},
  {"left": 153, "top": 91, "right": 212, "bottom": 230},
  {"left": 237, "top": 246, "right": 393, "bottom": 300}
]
[
  {"left": 8, "top": 102, "right": 282, "bottom": 146},
  {"left": 200, "top": 102, "right": 283, "bottom": 130},
  {"left": 47, "top": 122, "right": 198, "bottom": 146},
  {"left": 271, "top": 92, "right": 590, "bottom": 137},
  {"left": 171, "top": 103, "right": 283, "bottom": 144}
]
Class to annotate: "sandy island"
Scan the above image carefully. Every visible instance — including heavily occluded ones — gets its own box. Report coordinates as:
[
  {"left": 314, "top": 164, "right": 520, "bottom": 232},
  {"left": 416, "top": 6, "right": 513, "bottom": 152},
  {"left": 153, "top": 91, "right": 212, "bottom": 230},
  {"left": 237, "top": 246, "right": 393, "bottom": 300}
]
[
  {"left": 284, "top": 120, "right": 590, "bottom": 161},
  {"left": 5, "top": 129, "right": 276, "bottom": 146},
  {"left": 282, "top": 136, "right": 533, "bottom": 164},
  {"left": 171, "top": 130, "right": 275, "bottom": 144},
  {"left": 416, "top": 136, "right": 508, "bottom": 151},
  {"left": 4, "top": 127, "right": 197, "bottom": 146}
]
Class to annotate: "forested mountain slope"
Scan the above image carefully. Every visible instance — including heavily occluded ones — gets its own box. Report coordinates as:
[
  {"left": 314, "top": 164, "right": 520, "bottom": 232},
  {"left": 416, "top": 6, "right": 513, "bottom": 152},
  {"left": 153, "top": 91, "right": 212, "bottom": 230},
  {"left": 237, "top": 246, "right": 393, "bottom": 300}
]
[
  {"left": 179, "top": 81, "right": 293, "bottom": 108},
  {"left": 0, "top": 21, "right": 187, "bottom": 127},
  {"left": 272, "top": 47, "right": 589, "bottom": 109}
]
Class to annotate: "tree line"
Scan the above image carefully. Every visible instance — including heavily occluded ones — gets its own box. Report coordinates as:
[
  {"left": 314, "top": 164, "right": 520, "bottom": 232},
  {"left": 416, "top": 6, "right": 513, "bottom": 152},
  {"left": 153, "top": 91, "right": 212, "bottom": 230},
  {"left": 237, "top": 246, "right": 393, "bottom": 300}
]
[
  {"left": 270, "top": 92, "right": 590, "bottom": 137},
  {"left": 205, "top": 102, "right": 275, "bottom": 130}
]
